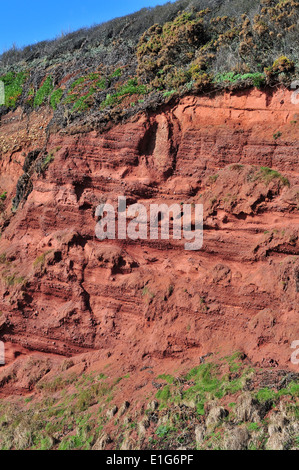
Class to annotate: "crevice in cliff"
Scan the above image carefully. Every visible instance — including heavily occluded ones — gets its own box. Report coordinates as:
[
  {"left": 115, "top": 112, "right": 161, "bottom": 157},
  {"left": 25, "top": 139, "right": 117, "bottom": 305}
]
[{"left": 138, "top": 122, "right": 158, "bottom": 157}]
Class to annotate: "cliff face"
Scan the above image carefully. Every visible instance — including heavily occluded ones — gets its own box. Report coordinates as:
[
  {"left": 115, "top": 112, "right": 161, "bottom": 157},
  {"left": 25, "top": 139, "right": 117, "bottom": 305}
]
[
  {"left": 0, "top": 0, "right": 298, "bottom": 451},
  {"left": 0, "top": 82, "right": 298, "bottom": 450},
  {"left": 0, "top": 87, "right": 298, "bottom": 385}
]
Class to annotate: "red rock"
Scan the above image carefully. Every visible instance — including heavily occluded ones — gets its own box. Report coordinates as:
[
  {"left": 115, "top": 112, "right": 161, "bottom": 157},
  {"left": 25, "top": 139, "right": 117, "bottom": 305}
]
[{"left": 0, "top": 88, "right": 298, "bottom": 396}]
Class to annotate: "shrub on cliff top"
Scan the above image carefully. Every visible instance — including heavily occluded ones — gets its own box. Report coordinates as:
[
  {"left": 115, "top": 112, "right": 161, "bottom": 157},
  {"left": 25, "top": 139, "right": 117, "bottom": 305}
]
[
  {"left": 265, "top": 56, "right": 295, "bottom": 77},
  {"left": 137, "top": 10, "right": 209, "bottom": 86}
]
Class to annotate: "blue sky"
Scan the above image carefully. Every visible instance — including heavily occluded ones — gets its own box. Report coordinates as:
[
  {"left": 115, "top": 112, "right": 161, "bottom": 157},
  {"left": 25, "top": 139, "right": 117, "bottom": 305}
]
[{"left": 0, "top": 0, "right": 171, "bottom": 52}]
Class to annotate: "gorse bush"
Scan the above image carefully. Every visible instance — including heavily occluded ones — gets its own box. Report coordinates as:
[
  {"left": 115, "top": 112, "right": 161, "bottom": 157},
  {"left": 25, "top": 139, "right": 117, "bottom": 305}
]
[
  {"left": 137, "top": 10, "right": 209, "bottom": 88},
  {"left": 137, "top": 1, "right": 298, "bottom": 92},
  {"left": 265, "top": 55, "right": 295, "bottom": 77}
]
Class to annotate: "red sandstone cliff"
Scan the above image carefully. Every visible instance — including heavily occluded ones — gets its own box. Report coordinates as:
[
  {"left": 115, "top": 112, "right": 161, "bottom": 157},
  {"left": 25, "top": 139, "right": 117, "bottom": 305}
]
[{"left": 0, "top": 88, "right": 298, "bottom": 399}]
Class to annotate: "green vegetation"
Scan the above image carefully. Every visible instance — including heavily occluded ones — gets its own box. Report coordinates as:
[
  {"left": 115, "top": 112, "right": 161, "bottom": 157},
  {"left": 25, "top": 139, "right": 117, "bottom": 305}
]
[
  {"left": 214, "top": 72, "right": 266, "bottom": 88},
  {"left": 0, "top": 191, "right": 8, "bottom": 213},
  {"left": 72, "top": 90, "right": 95, "bottom": 112},
  {"left": 111, "top": 68, "right": 122, "bottom": 79},
  {"left": 247, "top": 422, "right": 261, "bottom": 432},
  {"left": 70, "top": 77, "right": 85, "bottom": 90},
  {"left": 50, "top": 88, "right": 64, "bottom": 110},
  {"left": 256, "top": 382, "right": 299, "bottom": 404},
  {"left": 0, "top": 71, "right": 28, "bottom": 107},
  {"left": 40, "top": 152, "right": 55, "bottom": 172},
  {"left": 0, "top": 354, "right": 297, "bottom": 450},
  {"left": 2, "top": 273, "right": 26, "bottom": 287},
  {"left": 0, "top": 1, "right": 298, "bottom": 120},
  {"left": 101, "top": 78, "right": 148, "bottom": 109},
  {"left": 0, "top": 370, "right": 124, "bottom": 450},
  {"left": 156, "top": 425, "right": 173, "bottom": 438},
  {"left": 163, "top": 90, "right": 176, "bottom": 98},
  {"left": 116, "top": 78, "right": 147, "bottom": 97},
  {"left": 34, "top": 76, "right": 54, "bottom": 107},
  {"left": 257, "top": 166, "right": 290, "bottom": 187},
  {"left": 33, "top": 250, "right": 52, "bottom": 269},
  {"left": 63, "top": 71, "right": 110, "bottom": 112},
  {"left": 156, "top": 354, "right": 253, "bottom": 416},
  {"left": 157, "top": 374, "right": 174, "bottom": 384},
  {"left": 156, "top": 385, "right": 172, "bottom": 404}
]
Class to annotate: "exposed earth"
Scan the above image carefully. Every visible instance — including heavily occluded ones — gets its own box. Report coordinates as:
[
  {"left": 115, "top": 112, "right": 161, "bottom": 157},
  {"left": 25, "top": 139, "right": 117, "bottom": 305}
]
[{"left": 0, "top": 0, "right": 298, "bottom": 451}]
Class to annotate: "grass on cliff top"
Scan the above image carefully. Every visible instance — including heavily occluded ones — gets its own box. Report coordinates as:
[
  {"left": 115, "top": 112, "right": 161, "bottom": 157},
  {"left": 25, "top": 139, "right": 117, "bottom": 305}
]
[
  {"left": 34, "top": 76, "right": 54, "bottom": 108},
  {"left": 50, "top": 88, "right": 64, "bottom": 110},
  {"left": 101, "top": 78, "right": 148, "bottom": 109},
  {"left": 0, "top": 71, "right": 28, "bottom": 107},
  {"left": 214, "top": 72, "right": 266, "bottom": 89},
  {"left": 63, "top": 69, "right": 122, "bottom": 113}
]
